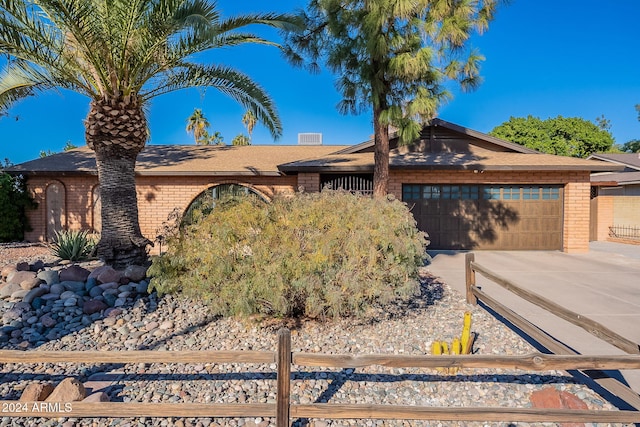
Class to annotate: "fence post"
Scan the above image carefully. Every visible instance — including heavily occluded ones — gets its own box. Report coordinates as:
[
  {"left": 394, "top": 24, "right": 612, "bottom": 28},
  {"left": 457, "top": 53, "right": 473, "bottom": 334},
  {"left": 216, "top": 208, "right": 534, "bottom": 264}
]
[
  {"left": 276, "top": 328, "right": 291, "bottom": 427},
  {"left": 465, "top": 252, "right": 477, "bottom": 305}
]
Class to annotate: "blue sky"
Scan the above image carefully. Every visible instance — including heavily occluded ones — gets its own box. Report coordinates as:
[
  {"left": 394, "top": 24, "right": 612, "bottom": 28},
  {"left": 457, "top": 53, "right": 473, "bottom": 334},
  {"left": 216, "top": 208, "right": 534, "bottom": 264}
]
[{"left": 1, "top": 0, "right": 639, "bottom": 164}]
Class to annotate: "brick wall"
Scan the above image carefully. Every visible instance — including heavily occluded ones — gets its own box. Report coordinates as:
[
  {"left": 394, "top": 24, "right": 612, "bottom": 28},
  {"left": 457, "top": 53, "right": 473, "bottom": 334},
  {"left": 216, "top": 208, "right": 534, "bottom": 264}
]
[
  {"left": 612, "top": 196, "right": 640, "bottom": 227},
  {"left": 24, "top": 175, "right": 99, "bottom": 242},
  {"left": 389, "top": 169, "right": 592, "bottom": 253},
  {"left": 25, "top": 174, "right": 297, "bottom": 254},
  {"left": 297, "top": 173, "right": 320, "bottom": 193},
  {"left": 24, "top": 169, "right": 593, "bottom": 254}
]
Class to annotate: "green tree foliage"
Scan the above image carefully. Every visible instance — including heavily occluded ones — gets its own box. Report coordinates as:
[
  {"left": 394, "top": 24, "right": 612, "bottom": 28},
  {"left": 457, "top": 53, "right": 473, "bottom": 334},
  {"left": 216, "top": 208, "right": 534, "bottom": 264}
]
[
  {"left": 285, "top": 0, "right": 502, "bottom": 197},
  {"left": 148, "top": 191, "right": 428, "bottom": 320},
  {"left": 489, "top": 115, "right": 615, "bottom": 158},
  {"left": 242, "top": 110, "right": 257, "bottom": 143},
  {"left": 232, "top": 134, "right": 251, "bottom": 146},
  {"left": 0, "top": 168, "right": 35, "bottom": 242},
  {"left": 621, "top": 139, "right": 640, "bottom": 153},
  {"left": 186, "top": 109, "right": 212, "bottom": 145},
  {"left": 0, "top": 1, "right": 297, "bottom": 267},
  {"left": 39, "top": 140, "right": 78, "bottom": 158}
]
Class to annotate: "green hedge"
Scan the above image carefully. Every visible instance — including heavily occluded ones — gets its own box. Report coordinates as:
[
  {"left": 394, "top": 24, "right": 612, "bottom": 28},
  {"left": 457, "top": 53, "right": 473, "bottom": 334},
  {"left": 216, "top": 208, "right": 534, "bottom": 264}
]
[
  {"left": 149, "top": 191, "right": 428, "bottom": 320},
  {"left": 0, "top": 172, "right": 36, "bottom": 242}
]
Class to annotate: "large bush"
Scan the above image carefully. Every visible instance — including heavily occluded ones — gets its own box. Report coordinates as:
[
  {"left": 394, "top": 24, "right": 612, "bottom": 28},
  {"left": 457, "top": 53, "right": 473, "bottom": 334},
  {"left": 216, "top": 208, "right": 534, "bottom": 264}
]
[
  {"left": 149, "top": 191, "right": 428, "bottom": 319},
  {"left": 0, "top": 171, "right": 36, "bottom": 242}
]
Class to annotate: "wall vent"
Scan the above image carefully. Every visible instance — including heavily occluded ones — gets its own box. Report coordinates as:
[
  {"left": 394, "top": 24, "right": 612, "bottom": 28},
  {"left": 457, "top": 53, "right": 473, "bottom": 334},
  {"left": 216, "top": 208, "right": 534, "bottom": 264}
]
[{"left": 298, "top": 133, "right": 323, "bottom": 145}]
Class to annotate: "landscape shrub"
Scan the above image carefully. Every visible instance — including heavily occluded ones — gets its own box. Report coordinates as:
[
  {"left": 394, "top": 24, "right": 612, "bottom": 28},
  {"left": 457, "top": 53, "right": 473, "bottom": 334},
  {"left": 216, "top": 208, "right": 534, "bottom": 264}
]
[
  {"left": 49, "top": 230, "right": 98, "bottom": 261},
  {"left": 0, "top": 171, "right": 36, "bottom": 242},
  {"left": 148, "top": 190, "right": 429, "bottom": 320}
]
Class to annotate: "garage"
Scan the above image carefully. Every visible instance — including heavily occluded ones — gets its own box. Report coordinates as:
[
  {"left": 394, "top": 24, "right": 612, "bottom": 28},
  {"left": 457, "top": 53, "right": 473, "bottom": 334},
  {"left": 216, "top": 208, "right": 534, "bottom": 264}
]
[{"left": 402, "top": 184, "right": 564, "bottom": 250}]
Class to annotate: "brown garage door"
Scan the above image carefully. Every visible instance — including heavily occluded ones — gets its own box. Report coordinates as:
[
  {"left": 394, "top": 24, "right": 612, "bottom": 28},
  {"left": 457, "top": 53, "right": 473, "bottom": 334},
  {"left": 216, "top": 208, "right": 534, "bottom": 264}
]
[{"left": 402, "top": 184, "right": 563, "bottom": 250}]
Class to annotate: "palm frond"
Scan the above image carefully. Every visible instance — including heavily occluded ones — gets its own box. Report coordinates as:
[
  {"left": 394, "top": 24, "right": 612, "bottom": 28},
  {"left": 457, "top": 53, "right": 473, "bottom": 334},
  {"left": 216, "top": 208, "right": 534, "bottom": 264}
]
[{"left": 146, "top": 63, "right": 282, "bottom": 139}]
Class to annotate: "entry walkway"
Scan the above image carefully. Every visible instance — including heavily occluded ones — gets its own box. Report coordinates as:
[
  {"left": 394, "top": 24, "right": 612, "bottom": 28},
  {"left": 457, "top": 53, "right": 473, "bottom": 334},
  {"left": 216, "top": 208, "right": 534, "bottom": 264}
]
[{"left": 426, "top": 242, "right": 640, "bottom": 394}]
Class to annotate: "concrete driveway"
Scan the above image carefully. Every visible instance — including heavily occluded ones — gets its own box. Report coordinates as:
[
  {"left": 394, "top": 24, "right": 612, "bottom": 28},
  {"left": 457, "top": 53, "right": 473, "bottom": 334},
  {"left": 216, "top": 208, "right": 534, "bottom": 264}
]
[{"left": 426, "top": 241, "right": 640, "bottom": 394}]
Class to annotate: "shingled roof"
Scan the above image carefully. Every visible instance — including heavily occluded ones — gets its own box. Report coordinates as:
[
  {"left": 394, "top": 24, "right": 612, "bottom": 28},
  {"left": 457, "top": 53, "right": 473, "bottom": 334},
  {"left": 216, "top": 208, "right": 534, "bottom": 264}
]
[{"left": 6, "top": 144, "right": 349, "bottom": 176}]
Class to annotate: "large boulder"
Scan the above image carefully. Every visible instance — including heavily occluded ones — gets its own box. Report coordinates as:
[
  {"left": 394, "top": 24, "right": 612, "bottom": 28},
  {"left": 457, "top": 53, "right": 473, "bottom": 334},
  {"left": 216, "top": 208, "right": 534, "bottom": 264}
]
[
  {"left": 45, "top": 378, "right": 86, "bottom": 402},
  {"left": 89, "top": 266, "right": 123, "bottom": 284},
  {"left": 20, "top": 383, "right": 55, "bottom": 401},
  {"left": 59, "top": 265, "right": 91, "bottom": 283},
  {"left": 124, "top": 265, "right": 147, "bottom": 282},
  {"left": 0, "top": 283, "right": 23, "bottom": 299},
  {"left": 6, "top": 270, "right": 37, "bottom": 286},
  {"left": 37, "top": 270, "right": 60, "bottom": 285},
  {"left": 20, "top": 277, "right": 42, "bottom": 291}
]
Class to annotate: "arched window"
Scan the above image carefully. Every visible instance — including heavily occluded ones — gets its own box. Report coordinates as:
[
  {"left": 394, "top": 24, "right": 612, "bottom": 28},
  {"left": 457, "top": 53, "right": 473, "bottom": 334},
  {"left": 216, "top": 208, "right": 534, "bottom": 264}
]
[
  {"left": 46, "top": 181, "right": 66, "bottom": 240},
  {"left": 183, "top": 184, "right": 267, "bottom": 226},
  {"left": 92, "top": 185, "right": 101, "bottom": 233}
]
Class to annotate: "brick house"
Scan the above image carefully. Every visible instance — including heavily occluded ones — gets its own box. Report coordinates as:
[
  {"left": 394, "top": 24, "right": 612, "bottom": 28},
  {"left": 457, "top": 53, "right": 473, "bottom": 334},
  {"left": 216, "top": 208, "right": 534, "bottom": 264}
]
[
  {"left": 587, "top": 153, "right": 640, "bottom": 242},
  {"left": 8, "top": 119, "right": 615, "bottom": 253}
]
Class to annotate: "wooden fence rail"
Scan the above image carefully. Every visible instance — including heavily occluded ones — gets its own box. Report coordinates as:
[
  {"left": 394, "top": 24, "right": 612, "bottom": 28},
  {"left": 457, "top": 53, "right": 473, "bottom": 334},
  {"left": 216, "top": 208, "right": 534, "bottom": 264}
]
[
  {"left": 465, "top": 252, "right": 640, "bottom": 415},
  {"left": 1, "top": 256, "right": 640, "bottom": 423}
]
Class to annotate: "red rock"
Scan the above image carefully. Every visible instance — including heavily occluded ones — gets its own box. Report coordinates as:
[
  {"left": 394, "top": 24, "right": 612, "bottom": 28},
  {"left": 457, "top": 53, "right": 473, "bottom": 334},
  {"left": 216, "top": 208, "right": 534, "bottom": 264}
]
[
  {"left": 19, "top": 383, "right": 55, "bottom": 401},
  {"left": 83, "top": 299, "right": 108, "bottom": 315},
  {"left": 59, "top": 265, "right": 91, "bottom": 282},
  {"left": 530, "top": 386, "right": 587, "bottom": 427},
  {"left": 94, "top": 266, "right": 123, "bottom": 284},
  {"left": 1, "top": 265, "right": 16, "bottom": 279},
  {"left": 45, "top": 378, "right": 86, "bottom": 402},
  {"left": 6, "top": 270, "right": 36, "bottom": 285}
]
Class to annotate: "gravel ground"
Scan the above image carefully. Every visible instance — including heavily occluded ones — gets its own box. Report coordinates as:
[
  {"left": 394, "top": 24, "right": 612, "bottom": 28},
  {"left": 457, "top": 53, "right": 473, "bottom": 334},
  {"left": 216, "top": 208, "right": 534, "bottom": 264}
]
[{"left": 0, "top": 243, "right": 633, "bottom": 427}]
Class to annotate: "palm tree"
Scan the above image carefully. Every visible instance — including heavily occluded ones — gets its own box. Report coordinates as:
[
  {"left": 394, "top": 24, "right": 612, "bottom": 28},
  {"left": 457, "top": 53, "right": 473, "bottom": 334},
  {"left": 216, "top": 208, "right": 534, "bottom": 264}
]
[
  {"left": 186, "top": 108, "right": 211, "bottom": 145},
  {"left": 242, "top": 110, "right": 257, "bottom": 142},
  {"left": 0, "top": 1, "right": 296, "bottom": 267}
]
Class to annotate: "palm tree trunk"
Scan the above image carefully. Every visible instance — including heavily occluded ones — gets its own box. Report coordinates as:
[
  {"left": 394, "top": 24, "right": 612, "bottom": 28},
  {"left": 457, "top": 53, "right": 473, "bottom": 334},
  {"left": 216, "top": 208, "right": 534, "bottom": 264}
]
[
  {"left": 94, "top": 147, "right": 150, "bottom": 267},
  {"left": 373, "top": 106, "right": 390, "bottom": 198},
  {"left": 86, "top": 98, "right": 151, "bottom": 268}
]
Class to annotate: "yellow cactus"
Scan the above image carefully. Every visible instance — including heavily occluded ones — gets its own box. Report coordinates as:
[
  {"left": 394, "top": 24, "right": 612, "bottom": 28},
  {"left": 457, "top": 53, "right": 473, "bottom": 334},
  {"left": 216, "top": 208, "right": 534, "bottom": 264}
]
[
  {"left": 451, "top": 338, "right": 461, "bottom": 355},
  {"left": 461, "top": 311, "right": 472, "bottom": 355}
]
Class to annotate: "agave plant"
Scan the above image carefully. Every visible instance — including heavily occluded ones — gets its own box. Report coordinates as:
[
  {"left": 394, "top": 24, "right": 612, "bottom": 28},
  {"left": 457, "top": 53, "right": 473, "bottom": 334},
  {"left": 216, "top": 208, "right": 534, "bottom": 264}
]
[{"left": 49, "top": 230, "right": 98, "bottom": 262}]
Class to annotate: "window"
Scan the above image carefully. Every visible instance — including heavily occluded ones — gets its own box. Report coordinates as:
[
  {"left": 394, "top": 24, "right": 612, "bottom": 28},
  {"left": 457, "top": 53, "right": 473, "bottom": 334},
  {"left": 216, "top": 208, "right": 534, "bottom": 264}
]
[{"left": 183, "top": 184, "right": 266, "bottom": 226}]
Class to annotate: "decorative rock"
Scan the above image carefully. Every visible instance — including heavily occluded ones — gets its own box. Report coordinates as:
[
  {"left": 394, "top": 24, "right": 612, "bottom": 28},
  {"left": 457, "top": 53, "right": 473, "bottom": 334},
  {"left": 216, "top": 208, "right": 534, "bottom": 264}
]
[
  {"left": 103, "top": 294, "right": 117, "bottom": 307},
  {"left": 98, "top": 282, "right": 119, "bottom": 291},
  {"left": 31, "top": 297, "right": 44, "bottom": 310},
  {"left": 0, "top": 283, "right": 23, "bottom": 298},
  {"left": 24, "top": 287, "right": 48, "bottom": 304},
  {"left": 10, "top": 289, "right": 29, "bottom": 300},
  {"left": 20, "top": 277, "right": 42, "bottom": 291},
  {"left": 82, "top": 392, "right": 110, "bottom": 402},
  {"left": 40, "top": 315, "right": 57, "bottom": 328},
  {"left": 91, "top": 266, "right": 123, "bottom": 284},
  {"left": 61, "top": 281, "right": 85, "bottom": 292},
  {"left": 89, "top": 286, "right": 104, "bottom": 298},
  {"left": 49, "top": 283, "right": 65, "bottom": 294},
  {"left": 45, "top": 378, "right": 86, "bottom": 402},
  {"left": 85, "top": 277, "right": 98, "bottom": 291},
  {"left": 41, "top": 293, "right": 61, "bottom": 301},
  {"left": 37, "top": 270, "right": 60, "bottom": 285},
  {"left": 135, "top": 281, "right": 149, "bottom": 294},
  {"left": 63, "top": 298, "right": 78, "bottom": 307},
  {"left": 1, "top": 265, "right": 16, "bottom": 279},
  {"left": 59, "top": 265, "right": 91, "bottom": 283},
  {"left": 124, "top": 265, "right": 147, "bottom": 282},
  {"left": 19, "top": 383, "right": 55, "bottom": 401},
  {"left": 16, "top": 262, "right": 30, "bottom": 272},
  {"left": 114, "top": 297, "right": 127, "bottom": 307},
  {"left": 159, "top": 320, "right": 174, "bottom": 330},
  {"left": 83, "top": 300, "right": 108, "bottom": 315},
  {"left": 60, "top": 290, "right": 77, "bottom": 300},
  {"left": 6, "top": 270, "right": 36, "bottom": 285},
  {"left": 30, "top": 260, "right": 45, "bottom": 272},
  {"left": 104, "top": 308, "right": 123, "bottom": 318}
]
